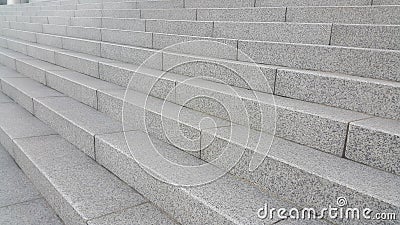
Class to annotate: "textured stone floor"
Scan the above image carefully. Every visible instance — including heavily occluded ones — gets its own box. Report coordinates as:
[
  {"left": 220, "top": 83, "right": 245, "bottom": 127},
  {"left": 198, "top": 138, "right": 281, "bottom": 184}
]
[{"left": 0, "top": 144, "right": 63, "bottom": 225}]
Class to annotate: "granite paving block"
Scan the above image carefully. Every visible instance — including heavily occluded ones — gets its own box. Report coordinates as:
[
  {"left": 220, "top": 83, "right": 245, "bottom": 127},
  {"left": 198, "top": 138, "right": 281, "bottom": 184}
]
[
  {"left": 346, "top": 117, "right": 400, "bottom": 175},
  {"left": 0, "top": 65, "right": 26, "bottom": 79},
  {"left": 238, "top": 40, "right": 400, "bottom": 82},
  {"left": 33, "top": 96, "right": 123, "bottom": 158},
  {"left": 0, "top": 145, "right": 40, "bottom": 208},
  {"left": 137, "top": 0, "right": 184, "bottom": 9},
  {"left": 47, "top": 16, "right": 70, "bottom": 26},
  {"left": 0, "top": 102, "right": 55, "bottom": 157},
  {"left": 256, "top": 0, "right": 371, "bottom": 7},
  {"left": 146, "top": 20, "right": 214, "bottom": 37},
  {"left": 153, "top": 34, "right": 238, "bottom": 60},
  {"left": 46, "top": 70, "right": 122, "bottom": 109},
  {"left": 97, "top": 89, "right": 229, "bottom": 155},
  {"left": 36, "top": 33, "right": 63, "bottom": 48},
  {"left": 70, "top": 17, "right": 101, "bottom": 28},
  {"left": 16, "top": 58, "right": 67, "bottom": 84},
  {"left": 103, "top": 1, "right": 137, "bottom": 9},
  {"left": 100, "top": 42, "right": 162, "bottom": 69},
  {"left": 173, "top": 76, "right": 369, "bottom": 155},
  {"left": 62, "top": 37, "right": 101, "bottom": 56},
  {"left": 141, "top": 9, "right": 196, "bottom": 20},
  {"left": 54, "top": 51, "right": 100, "bottom": 78},
  {"left": 74, "top": 9, "right": 103, "bottom": 17},
  {"left": 331, "top": 24, "right": 400, "bottom": 50},
  {"left": 0, "top": 198, "right": 63, "bottom": 225},
  {"left": 0, "top": 48, "right": 34, "bottom": 71},
  {"left": 213, "top": 21, "right": 332, "bottom": 45},
  {"left": 6, "top": 39, "right": 27, "bottom": 55},
  {"left": 16, "top": 16, "right": 30, "bottom": 23},
  {"left": 199, "top": 125, "right": 400, "bottom": 223},
  {"left": 162, "top": 52, "right": 277, "bottom": 93},
  {"left": 66, "top": 25, "right": 102, "bottom": 41},
  {"left": 197, "top": 7, "right": 286, "bottom": 22},
  {"left": 30, "top": 16, "right": 49, "bottom": 24},
  {"left": 101, "top": 29, "right": 152, "bottom": 48},
  {"left": 87, "top": 203, "right": 177, "bottom": 225},
  {"left": 41, "top": 10, "right": 75, "bottom": 17},
  {"left": 275, "top": 68, "right": 400, "bottom": 120},
  {"left": 1, "top": 77, "right": 63, "bottom": 113},
  {"left": 9, "top": 21, "right": 42, "bottom": 33},
  {"left": 42, "top": 24, "right": 67, "bottom": 36},
  {"left": 102, "top": 18, "right": 145, "bottom": 31},
  {"left": 13, "top": 135, "right": 146, "bottom": 225},
  {"left": 99, "top": 61, "right": 138, "bottom": 87},
  {"left": 26, "top": 44, "right": 57, "bottom": 64},
  {"left": 77, "top": 3, "right": 102, "bottom": 10},
  {"left": 287, "top": 5, "right": 400, "bottom": 25},
  {"left": 102, "top": 9, "right": 141, "bottom": 18},
  {"left": 373, "top": 0, "right": 400, "bottom": 4},
  {"left": 185, "top": 0, "right": 254, "bottom": 8},
  {"left": 94, "top": 130, "right": 289, "bottom": 224},
  {"left": 4, "top": 29, "right": 36, "bottom": 43}
]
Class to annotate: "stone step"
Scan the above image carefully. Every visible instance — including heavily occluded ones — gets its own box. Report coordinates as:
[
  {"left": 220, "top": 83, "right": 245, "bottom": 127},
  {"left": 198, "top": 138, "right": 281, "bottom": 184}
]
[
  {"left": 0, "top": 75, "right": 301, "bottom": 225},
  {"left": 1, "top": 29, "right": 399, "bottom": 121},
  {"left": 1, "top": 51, "right": 398, "bottom": 178},
  {"left": 5, "top": 5, "right": 400, "bottom": 26},
  {"left": 0, "top": 102, "right": 178, "bottom": 225},
  {"left": 4, "top": 17, "right": 400, "bottom": 52}
]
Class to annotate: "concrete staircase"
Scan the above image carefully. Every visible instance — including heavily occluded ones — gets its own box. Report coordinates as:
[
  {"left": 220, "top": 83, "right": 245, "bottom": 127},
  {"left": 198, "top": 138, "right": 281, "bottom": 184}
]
[{"left": 0, "top": 0, "right": 399, "bottom": 224}]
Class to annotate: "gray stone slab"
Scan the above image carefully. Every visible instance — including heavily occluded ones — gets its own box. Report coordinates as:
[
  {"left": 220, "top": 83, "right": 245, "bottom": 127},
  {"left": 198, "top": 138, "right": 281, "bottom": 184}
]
[
  {"left": 94, "top": 130, "right": 289, "bottom": 225},
  {"left": 153, "top": 34, "right": 238, "bottom": 60},
  {"left": 101, "top": 29, "right": 152, "bottom": 48},
  {"left": 70, "top": 17, "right": 102, "bottom": 28},
  {"left": 4, "top": 29, "right": 36, "bottom": 43},
  {"left": 62, "top": 37, "right": 101, "bottom": 56},
  {"left": 9, "top": 21, "right": 42, "bottom": 33},
  {"left": 102, "top": 18, "right": 145, "bottom": 31},
  {"left": 256, "top": 0, "right": 370, "bottom": 7},
  {"left": 0, "top": 65, "right": 26, "bottom": 80},
  {"left": 0, "top": 198, "right": 64, "bottom": 225},
  {"left": 137, "top": 0, "right": 184, "bottom": 9},
  {"left": 102, "top": 9, "right": 141, "bottom": 18},
  {"left": 275, "top": 68, "right": 400, "bottom": 121},
  {"left": 30, "top": 16, "right": 49, "bottom": 24},
  {"left": 97, "top": 89, "right": 229, "bottom": 155},
  {"left": 0, "top": 48, "right": 34, "bottom": 70},
  {"left": 100, "top": 42, "right": 162, "bottom": 70},
  {"left": 16, "top": 58, "right": 67, "bottom": 84},
  {"left": 6, "top": 39, "right": 27, "bottom": 55},
  {"left": 54, "top": 51, "right": 100, "bottom": 78},
  {"left": 331, "top": 24, "right": 400, "bottom": 50},
  {"left": 141, "top": 8, "right": 196, "bottom": 20},
  {"left": 146, "top": 20, "right": 213, "bottom": 37},
  {"left": 197, "top": 7, "right": 286, "bottom": 22},
  {"left": 26, "top": 43, "right": 57, "bottom": 64},
  {"left": 346, "top": 117, "right": 400, "bottom": 175},
  {"left": 373, "top": 0, "right": 400, "bottom": 5},
  {"left": 74, "top": 9, "right": 103, "bottom": 17},
  {"left": 0, "top": 102, "right": 56, "bottom": 158},
  {"left": 36, "top": 33, "right": 63, "bottom": 48},
  {"left": 13, "top": 135, "right": 146, "bottom": 225},
  {"left": 213, "top": 21, "right": 332, "bottom": 45},
  {"left": 0, "top": 145, "right": 40, "bottom": 208},
  {"left": 1, "top": 77, "right": 63, "bottom": 113},
  {"left": 46, "top": 69, "right": 123, "bottom": 109},
  {"left": 287, "top": 5, "right": 400, "bottom": 25},
  {"left": 33, "top": 96, "right": 123, "bottom": 158},
  {"left": 42, "top": 24, "right": 67, "bottom": 36},
  {"left": 162, "top": 52, "right": 277, "bottom": 93},
  {"left": 103, "top": 1, "right": 137, "bottom": 10},
  {"left": 238, "top": 40, "right": 400, "bottom": 82},
  {"left": 67, "top": 25, "right": 102, "bottom": 41},
  {"left": 185, "top": 0, "right": 254, "bottom": 8},
  {"left": 87, "top": 203, "right": 177, "bottom": 225},
  {"left": 47, "top": 16, "right": 70, "bottom": 26}
]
